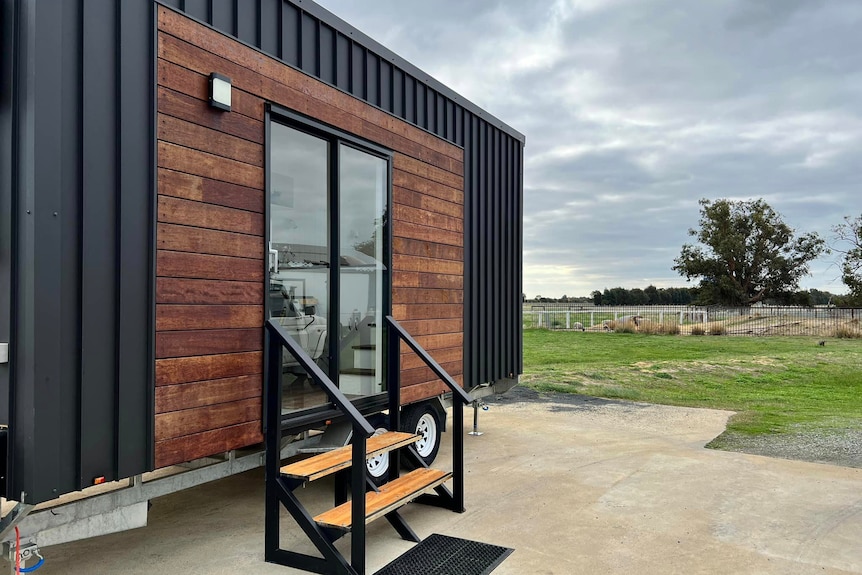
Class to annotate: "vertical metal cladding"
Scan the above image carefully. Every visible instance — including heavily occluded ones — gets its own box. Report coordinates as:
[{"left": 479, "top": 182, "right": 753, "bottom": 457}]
[
  {"left": 4, "top": 0, "right": 153, "bottom": 504},
  {"left": 6, "top": 0, "right": 84, "bottom": 503},
  {"left": 80, "top": 0, "right": 117, "bottom": 492},
  {"left": 116, "top": 0, "right": 155, "bottom": 481},
  {"left": 1, "top": 0, "right": 16, "bottom": 426}
]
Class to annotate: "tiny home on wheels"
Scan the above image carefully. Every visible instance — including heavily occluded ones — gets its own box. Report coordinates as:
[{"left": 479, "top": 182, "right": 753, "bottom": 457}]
[{"left": 1, "top": 1, "right": 524, "bottom": 572}]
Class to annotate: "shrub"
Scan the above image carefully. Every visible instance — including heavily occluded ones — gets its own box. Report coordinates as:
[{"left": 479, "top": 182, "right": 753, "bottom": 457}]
[
  {"left": 638, "top": 321, "right": 681, "bottom": 335},
  {"left": 661, "top": 322, "right": 681, "bottom": 335},
  {"left": 614, "top": 321, "right": 637, "bottom": 334},
  {"left": 833, "top": 324, "right": 862, "bottom": 339},
  {"left": 690, "top": 325, "right": 706, "bottom": 336},
  {"left": 708, "top": 324, "right": 727, "bottom": 336},
  {"left": 638, "top": 321, "right": 660, "bottom": 335}
]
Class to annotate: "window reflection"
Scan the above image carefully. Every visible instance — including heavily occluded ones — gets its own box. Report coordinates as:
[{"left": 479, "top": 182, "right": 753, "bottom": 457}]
[
  {"left": 270, "top": 125, "right": 330, "bottom": 412},
  {"left": 338, "top": 145, "right": 388, "bottom": 397},
  {"left": 269, "top": 122, "right": 389, "bottom": 414}
]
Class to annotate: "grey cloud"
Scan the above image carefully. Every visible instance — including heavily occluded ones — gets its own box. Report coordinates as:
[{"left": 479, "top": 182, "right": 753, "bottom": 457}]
[
  {"left": 317, "top": 0, "right": 862, "bottom": 296},
  {"left": 725, "top": 0, "right": 822, "bottom": 32}
]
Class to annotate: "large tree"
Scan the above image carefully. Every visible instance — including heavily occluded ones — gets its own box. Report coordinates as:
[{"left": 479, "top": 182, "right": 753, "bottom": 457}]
[
  {"left": 673, "top": 198, "right": 826, "bottom": 305},
  {"left": 832, "top": 214, "right": 862, "bottom": 302}
]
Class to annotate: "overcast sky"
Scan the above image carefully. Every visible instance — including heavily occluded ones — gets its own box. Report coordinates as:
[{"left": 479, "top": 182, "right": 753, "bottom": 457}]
[{"left": 317, "top": 0, "right": 862, "bottom": 298}]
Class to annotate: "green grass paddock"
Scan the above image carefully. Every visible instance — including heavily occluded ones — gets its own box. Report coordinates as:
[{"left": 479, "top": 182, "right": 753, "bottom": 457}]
[{"left": 522, "top": 330, "right": 862, "bottom": 437}]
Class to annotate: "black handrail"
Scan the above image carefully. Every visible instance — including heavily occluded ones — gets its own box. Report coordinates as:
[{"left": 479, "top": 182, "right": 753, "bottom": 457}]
[
  {"left": 385, "top": 316, "right": 473, "bottom": 405},
  {"left": 265, "top": 318, "right": 372, "bottom": 573},
  {"left": 385, "top": 315, "right": 472, "bottom": 513},
  {"left": 267, "top": 319, "right": 375, "bottom": 437}
]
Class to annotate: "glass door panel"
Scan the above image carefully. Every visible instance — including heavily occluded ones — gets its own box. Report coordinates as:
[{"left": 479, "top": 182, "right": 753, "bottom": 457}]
[
  {"left": 269, "top": 123, "right": 331, "bottom": 413},
  {"left": 268, "top": 117, "right": 390, "bottom": 416},
  {"left": 338, "top": 145, "right": 388, "bottom": 398}
]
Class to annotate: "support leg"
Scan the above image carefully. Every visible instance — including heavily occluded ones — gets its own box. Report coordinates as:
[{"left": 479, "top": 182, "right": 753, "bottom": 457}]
[{"left": 384, "top": 510, "right": 421, "bottom": 543}]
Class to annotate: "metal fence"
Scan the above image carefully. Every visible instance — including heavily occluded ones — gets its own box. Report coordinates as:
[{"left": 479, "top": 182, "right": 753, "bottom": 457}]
[{"left": 524, "top": 304, "right": 862, "bottom": 337}]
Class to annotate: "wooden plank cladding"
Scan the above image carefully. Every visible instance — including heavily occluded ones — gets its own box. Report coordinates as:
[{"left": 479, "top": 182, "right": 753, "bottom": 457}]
[
  {"left": 156, "top": 329, "right": 262, "bottom": 359},
  {"left": 154, "top": 422, "right": 262, "bottom": 469},
  {"left": 156, "top": 10, "right": 267, "bottom": 465},
  {"left": 156, "top": 251, "right": 263, "bottom": 282},
  {"left": 156, "top": 278, "right": 262, "bottom": 305},
  {"left": 156, "top": 7, "right": 464, "bottom": 467},
  {"left": 155, "top": 352, "right": 263, "bottom": 387},
  {"left": 158, "top": 169, "right": 263, "bottom": 213}
]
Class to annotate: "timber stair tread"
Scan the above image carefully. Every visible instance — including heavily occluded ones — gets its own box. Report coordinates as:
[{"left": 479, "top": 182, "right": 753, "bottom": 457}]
[
  {"left": 314, "top": 468, "right": 452, "bottom": 531},
  {"left": 280, "top": 431, "right": 418, "bottom": 482}
]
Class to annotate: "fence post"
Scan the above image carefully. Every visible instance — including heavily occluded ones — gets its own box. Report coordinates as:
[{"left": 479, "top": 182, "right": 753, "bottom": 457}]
[
  {"left": 537, "top": 312, "right": 542, "bottom": 328},
  {"left": 591, "top": 312, "right": 594, "bottom": 327},
  {"left": 566, "top": 311, "right": 571, "bottom": 329},
  {"left": 659, "top": 312, "right": 663, "bottom": 324}
]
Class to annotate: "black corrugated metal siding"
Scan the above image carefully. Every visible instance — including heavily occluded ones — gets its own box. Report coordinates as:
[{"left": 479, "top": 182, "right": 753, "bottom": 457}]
[
  {"left": 2, "top": 0, "right": 153, "bottom": 504},
  {"left": 1, "top": 0, "right": 14, "bottom": 427},
  {"left": 163, "top": 0, "right": 525, "bottom": 389}
]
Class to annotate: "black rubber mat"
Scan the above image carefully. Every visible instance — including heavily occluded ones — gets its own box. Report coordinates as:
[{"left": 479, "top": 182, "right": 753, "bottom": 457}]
[{"left": 373, "top": 533, "right": 513, "bottom": 575}]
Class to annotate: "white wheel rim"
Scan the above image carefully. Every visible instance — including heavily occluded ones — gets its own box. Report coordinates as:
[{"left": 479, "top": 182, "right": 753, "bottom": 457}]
[
  {"left": 366, "top": 452, "right": 388, "bottom": 477},
  {"left": 366, "top": 428, "right": 389, "bottom": 478},
  {"left": 414, "top": 413, "right": 437, "bottom": 458}
]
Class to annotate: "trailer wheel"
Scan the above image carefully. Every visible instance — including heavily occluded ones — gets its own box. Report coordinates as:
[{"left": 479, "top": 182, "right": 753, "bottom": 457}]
[
  {"left": 401, "top": 403, "right": 442, "bottom": 467},
  {"left": 365, "top": 416, "right": 390, "bottom": 486},
  {"left": 365, "top": 443, "right": 389, "bottom": 486}
]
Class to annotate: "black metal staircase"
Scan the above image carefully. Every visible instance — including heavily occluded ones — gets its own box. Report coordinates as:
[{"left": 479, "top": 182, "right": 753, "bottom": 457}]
[{"left": 264, "top": 315, "right": 473, "bottom": 575}]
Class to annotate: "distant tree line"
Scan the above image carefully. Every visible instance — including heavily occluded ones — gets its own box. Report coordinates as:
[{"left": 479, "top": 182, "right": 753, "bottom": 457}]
[
  {"left": 527, "top": 294, "right": 593, "bottom": 304},
  {"left": 594, "top": 287, "right": 851, "bottom": 307},
  {"left": 527, "top": 287, "right": 854, "bottom": 307},
  {"left": 591, "top": 286, "right": 694, "bottom": 306}
]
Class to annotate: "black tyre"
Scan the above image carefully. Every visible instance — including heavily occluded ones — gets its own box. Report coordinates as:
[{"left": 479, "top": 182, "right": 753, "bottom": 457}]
[{"left": 401, "top": 402, "right": 443, "bottom": 467}]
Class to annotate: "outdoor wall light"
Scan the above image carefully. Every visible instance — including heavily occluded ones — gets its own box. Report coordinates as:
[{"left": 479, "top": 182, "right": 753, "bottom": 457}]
[{"left": 209, "top": 72, "right": 232, "bottom": 111}]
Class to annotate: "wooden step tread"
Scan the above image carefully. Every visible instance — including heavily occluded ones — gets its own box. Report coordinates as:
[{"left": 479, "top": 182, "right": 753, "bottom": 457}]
[
  {"left": 314, "top": 468, "right": 452, "bottom": 530},
  {"left": 280, "top": 431, "right": 418, "bottom": 482}
]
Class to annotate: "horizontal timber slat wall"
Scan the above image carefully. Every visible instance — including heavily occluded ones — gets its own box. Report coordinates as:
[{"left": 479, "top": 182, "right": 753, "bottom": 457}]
[
  {"left": 156, "top": 7, "right": 464, "bottom": 466},
  {"left": 161, "top": 0, "right": 525, "bottom": 394}
]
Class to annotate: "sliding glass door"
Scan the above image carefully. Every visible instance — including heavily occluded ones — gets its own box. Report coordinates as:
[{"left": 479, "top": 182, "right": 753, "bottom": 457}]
[{"left": 269, "top": 118, "right": 389, "bottom": 414}]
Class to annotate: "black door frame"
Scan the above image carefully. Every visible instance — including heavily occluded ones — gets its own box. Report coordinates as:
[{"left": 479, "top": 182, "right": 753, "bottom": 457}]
[{"left": 265, "top": 104, "right": 393, "bottom": 417}]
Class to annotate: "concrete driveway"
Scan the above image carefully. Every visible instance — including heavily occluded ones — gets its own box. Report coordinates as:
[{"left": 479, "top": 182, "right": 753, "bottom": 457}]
[{"left": 31, "top": 391, "right": 862, "bottom": 574}]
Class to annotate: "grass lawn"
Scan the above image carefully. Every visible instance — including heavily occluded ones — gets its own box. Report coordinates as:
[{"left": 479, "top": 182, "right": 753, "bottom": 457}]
[{"left": 522, "top": 330, "right": 862, "bottom": 438}]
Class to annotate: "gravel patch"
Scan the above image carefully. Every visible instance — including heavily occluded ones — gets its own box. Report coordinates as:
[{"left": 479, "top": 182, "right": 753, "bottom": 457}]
[
  {"left": 708, "top": 428, "right": 862, "bottom": 469},
  {"left": 492, "top": 385, "right": 862, "bottom": 469}
]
